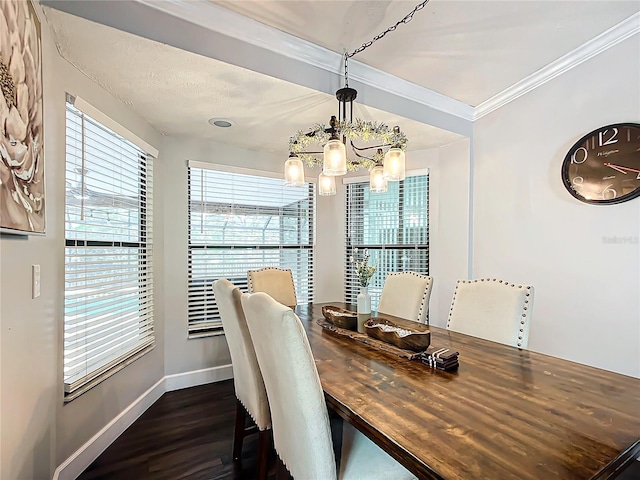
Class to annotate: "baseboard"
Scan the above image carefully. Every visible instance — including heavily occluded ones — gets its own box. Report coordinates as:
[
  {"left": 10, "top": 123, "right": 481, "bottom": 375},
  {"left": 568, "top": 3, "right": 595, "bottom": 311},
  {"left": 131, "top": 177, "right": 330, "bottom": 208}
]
[
  {"left": 165, "top": 364, "right": 234, "bottom": 391},
  {"left": 52, "top": 364, "right": 233, "bottom": 480}
]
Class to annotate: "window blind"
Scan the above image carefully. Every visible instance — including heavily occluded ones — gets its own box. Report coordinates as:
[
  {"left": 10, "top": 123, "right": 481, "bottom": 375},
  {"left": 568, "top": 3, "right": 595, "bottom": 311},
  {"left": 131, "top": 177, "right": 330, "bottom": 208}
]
[
  {"left": 188, "top": 166, "right": 315, "bottom": 337},
  {"left": 344, "top": 174, "right": 428, "bottom": 310},
  {"left": 64, "top": 101, "right": 154, "bottom": 400}
]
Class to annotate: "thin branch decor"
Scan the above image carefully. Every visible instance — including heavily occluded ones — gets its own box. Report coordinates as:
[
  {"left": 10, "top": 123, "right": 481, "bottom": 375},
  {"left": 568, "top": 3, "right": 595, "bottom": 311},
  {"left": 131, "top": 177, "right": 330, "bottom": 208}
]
[{"left": 289, "top": 119, "right": 408, "bottom": 171}]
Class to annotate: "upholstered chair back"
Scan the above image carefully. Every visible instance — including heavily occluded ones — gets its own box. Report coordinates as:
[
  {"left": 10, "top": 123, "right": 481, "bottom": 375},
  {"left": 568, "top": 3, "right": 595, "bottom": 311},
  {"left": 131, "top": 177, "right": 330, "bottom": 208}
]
[
  {"left": 378, "top": 272, "right": 433, "bottom": 324},
  {"left": 247, "top": 267, "right": 297, "bottom": 307},
  {"left": 241, "top": 292, "right": 417, "bottom": 480},
  {"left": 447, "top": 278, "right": 534, "bottom": 348},
  {"left": 213, "top": 279, "right": 270, "bottom": 430},
  {"left": 241, "top": 292, "right": 336, "bottom": 480}
]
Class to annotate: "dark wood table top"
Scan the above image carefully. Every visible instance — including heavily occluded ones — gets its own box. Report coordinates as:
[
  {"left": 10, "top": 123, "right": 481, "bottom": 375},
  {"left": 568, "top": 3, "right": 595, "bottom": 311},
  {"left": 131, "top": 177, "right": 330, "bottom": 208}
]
[{"left": 295, "top": 303, "right": 640, "bottom": 480}]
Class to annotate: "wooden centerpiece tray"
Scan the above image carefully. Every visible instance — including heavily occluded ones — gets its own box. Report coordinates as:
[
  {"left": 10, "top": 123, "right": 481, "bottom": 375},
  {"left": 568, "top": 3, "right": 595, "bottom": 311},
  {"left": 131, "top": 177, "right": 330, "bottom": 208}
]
[
  {"left": 321, "top": 305, "right": 357, "bottom": 330},
  {"left": 364, "top": 317, "right": 431, "bottom": 352},
  {"left": 316, "top": 311, "right": 430, "bottom": 360}
]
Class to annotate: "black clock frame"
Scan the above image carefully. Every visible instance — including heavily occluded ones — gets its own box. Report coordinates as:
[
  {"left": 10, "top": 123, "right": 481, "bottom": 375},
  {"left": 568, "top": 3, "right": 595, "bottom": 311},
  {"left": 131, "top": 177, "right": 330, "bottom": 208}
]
[{"left": 561, "top": 122, "right": 640, "bottom": 205}]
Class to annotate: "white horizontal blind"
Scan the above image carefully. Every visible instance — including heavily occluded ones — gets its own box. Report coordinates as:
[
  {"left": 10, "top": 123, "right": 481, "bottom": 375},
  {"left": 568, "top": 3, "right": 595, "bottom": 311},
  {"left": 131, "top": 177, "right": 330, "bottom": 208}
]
[
  {"left": 345, "top": 174, "right": 428, "bottom": 310},
  {"left": 188, "top": 167, "right": 315, "bottom": 337},
  {"left": 64, "top": 102, "right": 154, "bottom": 399}
]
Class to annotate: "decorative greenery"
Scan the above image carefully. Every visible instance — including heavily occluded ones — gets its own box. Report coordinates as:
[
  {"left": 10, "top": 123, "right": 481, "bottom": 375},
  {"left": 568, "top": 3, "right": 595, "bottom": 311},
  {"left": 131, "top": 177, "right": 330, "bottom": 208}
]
[
  {"left": 350, "top": 248, "right": 378, "bottom": 287},
  {"left": 289, "top": 119, "right": 407, "bottom": 172}
]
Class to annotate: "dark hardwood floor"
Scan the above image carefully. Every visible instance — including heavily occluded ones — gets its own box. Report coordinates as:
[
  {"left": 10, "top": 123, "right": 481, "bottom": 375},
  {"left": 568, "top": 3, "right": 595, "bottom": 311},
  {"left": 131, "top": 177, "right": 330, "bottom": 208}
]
[
  {"left": 78, "top": 379, "right": 640, "bottom": 480},
  {"left": 78, "top": 380, "right": 261, "bottom": 480}
]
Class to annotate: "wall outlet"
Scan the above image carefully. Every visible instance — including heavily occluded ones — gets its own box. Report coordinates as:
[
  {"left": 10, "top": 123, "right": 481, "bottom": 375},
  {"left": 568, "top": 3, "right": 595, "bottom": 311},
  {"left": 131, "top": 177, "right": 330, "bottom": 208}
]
[{"left": 32, "top": 264, "right": 41, "bottom": 299}]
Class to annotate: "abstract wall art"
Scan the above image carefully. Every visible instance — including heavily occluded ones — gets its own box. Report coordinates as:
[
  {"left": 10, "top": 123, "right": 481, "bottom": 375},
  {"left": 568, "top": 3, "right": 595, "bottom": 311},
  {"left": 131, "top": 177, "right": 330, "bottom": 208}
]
[{"left": 0, "top": 0, "right": 44, "bottom": 235}]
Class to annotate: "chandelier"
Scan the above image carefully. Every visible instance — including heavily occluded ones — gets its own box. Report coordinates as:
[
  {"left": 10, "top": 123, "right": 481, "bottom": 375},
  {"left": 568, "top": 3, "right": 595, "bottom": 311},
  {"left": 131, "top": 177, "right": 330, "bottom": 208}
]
[{"left": 284, "top": 0, "right": 429, "bottom": 196}]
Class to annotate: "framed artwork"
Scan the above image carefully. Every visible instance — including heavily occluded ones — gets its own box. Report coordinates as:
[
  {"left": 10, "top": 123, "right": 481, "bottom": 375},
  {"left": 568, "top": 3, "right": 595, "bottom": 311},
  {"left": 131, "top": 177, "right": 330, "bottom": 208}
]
[{"left": 0, "top": 0, "right": 45, "bottom": 235}]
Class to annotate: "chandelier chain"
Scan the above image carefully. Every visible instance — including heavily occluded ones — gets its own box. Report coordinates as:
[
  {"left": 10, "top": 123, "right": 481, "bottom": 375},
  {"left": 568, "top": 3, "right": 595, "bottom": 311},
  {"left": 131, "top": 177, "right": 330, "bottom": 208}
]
[{"left": 344, "top": 0, "right": 430, "bottom": 86}]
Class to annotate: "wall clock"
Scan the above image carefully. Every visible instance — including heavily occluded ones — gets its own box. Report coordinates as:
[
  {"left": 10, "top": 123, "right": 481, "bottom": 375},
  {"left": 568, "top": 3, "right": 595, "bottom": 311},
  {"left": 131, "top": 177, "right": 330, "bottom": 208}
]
[{"left": 561, "top": 123, "right": 640, "bottom": 204}]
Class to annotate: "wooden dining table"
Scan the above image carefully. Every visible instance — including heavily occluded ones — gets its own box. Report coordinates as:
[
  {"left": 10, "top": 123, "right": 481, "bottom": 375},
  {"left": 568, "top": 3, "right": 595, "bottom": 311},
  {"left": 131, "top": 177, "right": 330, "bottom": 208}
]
[{"left": 294, "top": 303, "right": 640, "bottom": 480}]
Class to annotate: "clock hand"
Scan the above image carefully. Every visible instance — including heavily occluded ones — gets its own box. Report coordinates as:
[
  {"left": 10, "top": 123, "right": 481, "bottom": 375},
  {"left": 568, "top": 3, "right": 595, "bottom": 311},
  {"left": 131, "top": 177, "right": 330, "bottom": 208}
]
[
  {"left": 604, "top": 163, "right": 629, "bottom": 174},
  {"left": 604, "top": 163, "right": 640, "bottom": 174}
]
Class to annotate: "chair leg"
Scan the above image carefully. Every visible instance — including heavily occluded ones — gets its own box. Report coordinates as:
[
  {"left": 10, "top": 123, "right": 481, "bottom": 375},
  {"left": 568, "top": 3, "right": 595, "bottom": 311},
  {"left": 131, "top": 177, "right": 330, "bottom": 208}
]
[
  {"left": 233, "top": 398, "right": 247, "bottom": 462},
  {"left": 329, "top": 408, "right": 344, "bottom": 469},
  {"left": 276, "top": 455, "right": 292, "bottom": 480},
  {"left": 257, "top": 429, "right": 271, "bottom": 480}
]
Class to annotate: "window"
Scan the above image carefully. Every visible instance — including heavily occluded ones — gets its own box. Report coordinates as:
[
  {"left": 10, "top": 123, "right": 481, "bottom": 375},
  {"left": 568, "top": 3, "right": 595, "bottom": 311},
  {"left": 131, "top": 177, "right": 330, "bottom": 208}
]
[
  {"left": 187, "top": 164, "right": 315, "bottom": 337},
  {"left": 345, "top": 173, "right": 428, "bottom": 310},
  {"left": 64, "top": 100, "right": 154, "bottom": 401}
]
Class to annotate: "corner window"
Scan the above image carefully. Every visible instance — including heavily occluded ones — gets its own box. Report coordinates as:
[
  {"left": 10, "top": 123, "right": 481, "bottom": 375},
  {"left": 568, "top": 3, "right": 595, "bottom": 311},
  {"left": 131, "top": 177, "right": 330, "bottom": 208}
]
[
  {"left": 64, "top": 100, "right": 154, "bottom": 401},
  {"left": 344, "top": 174, "right": 428, "bottom": 310},
  {"left": 187, "top": 164, "right": 315, "bottom": 337}
]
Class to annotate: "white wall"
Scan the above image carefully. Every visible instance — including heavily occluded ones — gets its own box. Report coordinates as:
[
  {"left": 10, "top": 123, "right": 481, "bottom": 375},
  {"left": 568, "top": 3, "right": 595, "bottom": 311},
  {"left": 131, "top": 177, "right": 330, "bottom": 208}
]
[
  {"left": 315, "top": 178, "right": 345, "bottom": 303},
  {"left": 426, "top": 139, "right": 472, "bottom": 327},
  {"left": 0, "top": 4, "right": 165, "bottom": 478},
  {"left": 473, "top": 36, "right": 640, "bottom": 377}
]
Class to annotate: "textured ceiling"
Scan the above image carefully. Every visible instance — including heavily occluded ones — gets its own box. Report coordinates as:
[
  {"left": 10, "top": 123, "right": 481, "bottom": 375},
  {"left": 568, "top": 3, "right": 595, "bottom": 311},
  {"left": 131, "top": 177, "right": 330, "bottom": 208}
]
[
  {"left": 44, "top": 8, "right": 463, "bottom": 155},
  {"left": 212, "top": 0, "right": 639, "bottom": 106},
  {"left": 43, "top": 1, "right": 638, "bottom": 156}
]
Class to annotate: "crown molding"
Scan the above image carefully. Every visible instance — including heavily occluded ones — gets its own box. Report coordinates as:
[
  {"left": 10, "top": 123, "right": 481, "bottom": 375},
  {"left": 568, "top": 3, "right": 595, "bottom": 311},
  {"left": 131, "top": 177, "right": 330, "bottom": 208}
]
[
  {"left": 43, "top": 0, "right": 636, "bottom": 127},
  {"left": 138, "top": 0, "right": 474, "bottom": 121},
  {"left": 348, "top": 61, "right": 474, "bottom": 121},
  {"left": 475, "top": 12, "right": 640, "bottom": 120}
]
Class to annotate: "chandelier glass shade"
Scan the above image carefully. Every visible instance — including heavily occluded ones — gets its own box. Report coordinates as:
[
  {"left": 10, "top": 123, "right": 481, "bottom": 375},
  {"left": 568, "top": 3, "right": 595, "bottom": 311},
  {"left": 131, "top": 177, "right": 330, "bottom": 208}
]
[
  {"left": 318, "top": 172, "right": 337, "bottom": 196},
  {"left": 382, "top": 148, "right": 406, "bottom": 181},
  {"left": 284, "top": 154, "right": 305, "bottom": 187},
  {"left": 369, "top": 161, "right": 388, "bottom": 193},
  {"left": 323, "top": 137, "right": 347, "bottom": 176}
]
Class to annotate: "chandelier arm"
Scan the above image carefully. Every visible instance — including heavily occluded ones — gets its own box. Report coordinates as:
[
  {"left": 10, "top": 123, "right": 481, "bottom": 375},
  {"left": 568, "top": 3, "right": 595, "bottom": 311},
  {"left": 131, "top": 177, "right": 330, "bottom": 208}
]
[
  {"left": 350, "top": 140, "right": 393, "bottom": 152},
  {"left": 350, "top": 147, "right": 377, "bottom": 161}
]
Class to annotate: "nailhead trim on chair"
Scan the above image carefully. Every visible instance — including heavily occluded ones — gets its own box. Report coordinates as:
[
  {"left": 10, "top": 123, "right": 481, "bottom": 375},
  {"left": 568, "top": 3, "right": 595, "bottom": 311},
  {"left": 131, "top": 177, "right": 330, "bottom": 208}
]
[
  {"left": 247, "top": 267, "right": 297, "bottom": 305},
  {"left": 386, "top": 271, "right": 432, "bottom": 324},
  {"left": 447, "top": 278, "right": 533, "bottom": 348},
  {"left": 237, "top": 396, "right": 271, "bottom": 431}
]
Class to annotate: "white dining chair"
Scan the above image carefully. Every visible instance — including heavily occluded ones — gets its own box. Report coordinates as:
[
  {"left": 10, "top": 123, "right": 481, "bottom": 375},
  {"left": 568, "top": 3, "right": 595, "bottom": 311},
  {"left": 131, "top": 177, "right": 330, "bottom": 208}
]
[
  {"left": 447, "top": 278, "right": 534, "bottom": 348},
  {"left": 241, "top": 292, "right": 417, "bottom": 480},
  {"left": 378, "top": 272, "right": 433, "bottom": 324},
  {"left": 247, "top": 267, "right": 297, "bottom": 307},
  {"left": 213, "top": 279, "right": 271, "bottom": 479}
]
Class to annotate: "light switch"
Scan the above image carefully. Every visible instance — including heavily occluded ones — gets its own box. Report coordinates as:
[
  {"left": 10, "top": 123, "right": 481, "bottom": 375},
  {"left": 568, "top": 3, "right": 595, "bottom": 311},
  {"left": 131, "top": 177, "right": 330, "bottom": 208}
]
[{"left": 32, "top": 264, "right": 40, "bottom": 299}]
